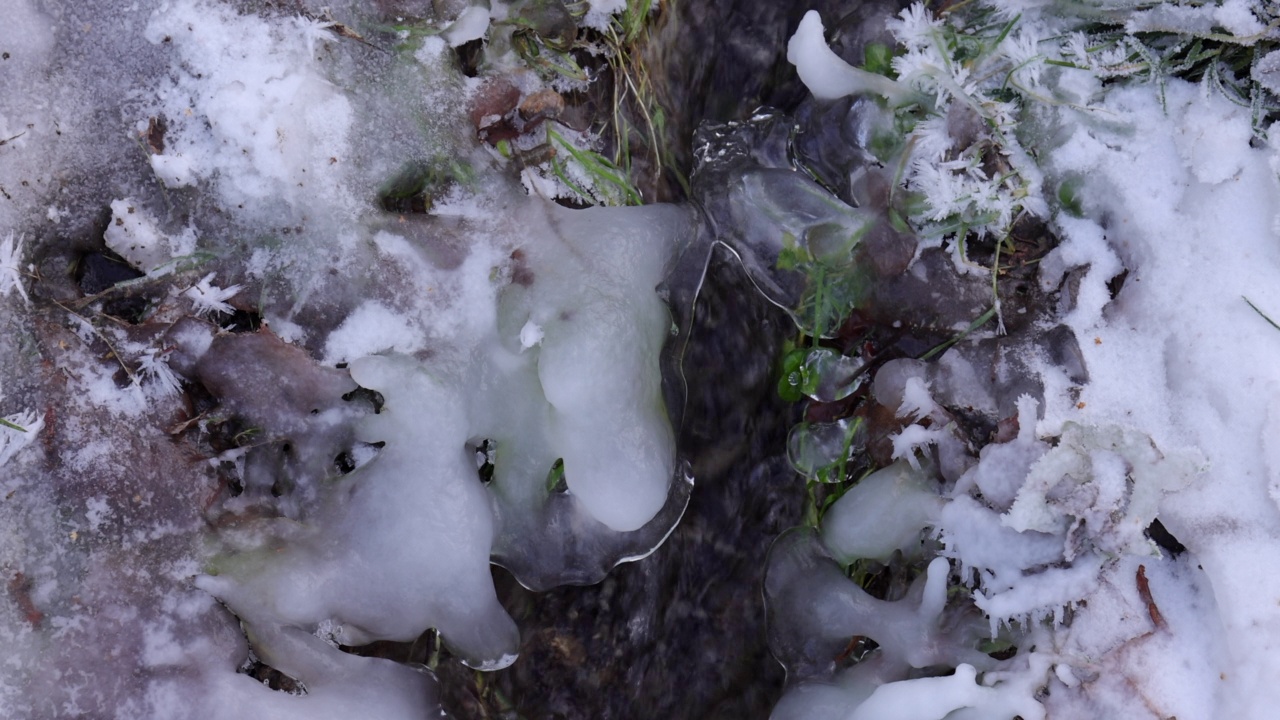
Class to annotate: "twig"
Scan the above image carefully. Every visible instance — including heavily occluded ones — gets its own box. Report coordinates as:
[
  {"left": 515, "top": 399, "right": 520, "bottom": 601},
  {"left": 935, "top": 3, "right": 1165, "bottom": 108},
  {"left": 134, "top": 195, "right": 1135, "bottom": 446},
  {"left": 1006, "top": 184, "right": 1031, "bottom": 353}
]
[
  {"left": 1244, "top": 296, "right": 1280, "bottom": 333},
  {"left": 52, "top": 299, "right": 139, "bottom": 385},
  {"left": 1135, "top": 564, "right": 1166, "bottom": 630}
]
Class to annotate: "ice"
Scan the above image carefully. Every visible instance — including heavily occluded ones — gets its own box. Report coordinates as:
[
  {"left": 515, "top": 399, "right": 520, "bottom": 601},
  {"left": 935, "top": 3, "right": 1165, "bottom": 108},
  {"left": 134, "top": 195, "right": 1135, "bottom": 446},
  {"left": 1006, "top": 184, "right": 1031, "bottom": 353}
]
[
  {"left": 955, "top": 432, "right": 1047, "bottom": 512},
  {"left": 321, "top": 301, "right": 428, "bottom": 364},
  {"left": 442, "top": 5, "right": 490, "bottom": 46},
  {"left": 938, "top": 496, "right": 1063, "bottom": 582},
  {"left": 895, "top": 376, "right": 937, "bottom": 420},
  {"left": 848, "top": 663, "right": 1042, "bottom": 720},
  {"left": 765, "top": 527, "right": 994, "bottom": 681},
  {"left": 0, "top": 410, "right": 43, "bottom": 468},
  {"left": 201, "top": 352, "right": 519, "bottom": 663},
  {"left": 795, "top": 348, "right": 865, "bottom": 402},
  {"left": 786, "top": 10, "right": 913, "bottom": 105},
  {"left": 888, "top": 424, "right": 948, "bottom": 469},
  {"left": 103, "top": 200, "right": 199, "bottom": 274},
  {"left": 0, "top": 232, "right": 31, "bottom": 304},
  {"left": 820, "top": 461, "right": 944, "bottom": 563},
  {"left": 515, "top": 202, "right": 684, "bottom": 532},
  {"left": 182, "top": 273, "right": 242, "bottom": 318},
  {"left": 787, "top": 418, "right": 865, "bottom": 481}
]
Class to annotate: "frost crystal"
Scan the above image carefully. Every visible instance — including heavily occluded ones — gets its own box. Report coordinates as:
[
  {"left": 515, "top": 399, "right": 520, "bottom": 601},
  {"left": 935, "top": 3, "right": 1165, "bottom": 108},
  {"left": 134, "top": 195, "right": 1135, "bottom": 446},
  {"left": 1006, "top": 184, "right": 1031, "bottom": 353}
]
[
  {"left": 293, "top": 15, "right": 335, "bottom": 56},
  {"left": 0, "top": 232, "right": 30, "bottom": 304},
  {"left": 183, "top": 273, "right": 241, "bottom": 317},
  {"left": 136, "top": 348, "right": 182, "bottom": 397},
  {"left": 1002, "top": 30, "right": 1046, "bottom": 88},
  {"left": 886, "top": 3, "right": 941, "bottom": 52}
]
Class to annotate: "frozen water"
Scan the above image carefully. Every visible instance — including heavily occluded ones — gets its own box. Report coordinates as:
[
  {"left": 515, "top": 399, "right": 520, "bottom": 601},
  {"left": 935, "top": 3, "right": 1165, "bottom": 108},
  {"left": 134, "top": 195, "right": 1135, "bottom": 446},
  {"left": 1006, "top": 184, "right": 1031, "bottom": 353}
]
[
  {"left": 820, "top": 461, "right": 944, "bottom": 563},
  {"left": 0, "top": 0, "right": 699, "bottom": 715}
]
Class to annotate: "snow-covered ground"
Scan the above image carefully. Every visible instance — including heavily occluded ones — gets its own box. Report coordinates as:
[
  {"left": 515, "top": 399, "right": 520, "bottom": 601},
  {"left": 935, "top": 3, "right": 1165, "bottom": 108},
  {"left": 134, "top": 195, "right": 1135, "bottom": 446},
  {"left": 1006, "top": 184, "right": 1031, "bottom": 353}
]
[
  {"left": 778, "top": 1, "right": 1280, "bottom": 718},
  {"left": 2, "top": 0, "right": 1279, "bottom": 717}
]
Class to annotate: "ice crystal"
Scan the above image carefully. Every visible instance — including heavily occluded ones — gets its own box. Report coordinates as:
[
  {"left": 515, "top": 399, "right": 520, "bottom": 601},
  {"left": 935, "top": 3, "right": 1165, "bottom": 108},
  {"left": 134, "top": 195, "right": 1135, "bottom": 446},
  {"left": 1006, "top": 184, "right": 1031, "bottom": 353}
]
[
  {"left": 1002, "top": 30, "right": 1046, "bottom": 88},
  {"left": 294, "top": 15, "right": 335, "bottom": 56},
  {"left": 183, "top": 273, "right": 241, "bottom": 318},
  {"left": 136, "top": 348, "right": 182, "bottom": 397},
  {"left": 886, "top": 2, "right": 941, "bottom": 52},
  {"left": 0, "top": 232, "right": 30, "bottom": 304}
]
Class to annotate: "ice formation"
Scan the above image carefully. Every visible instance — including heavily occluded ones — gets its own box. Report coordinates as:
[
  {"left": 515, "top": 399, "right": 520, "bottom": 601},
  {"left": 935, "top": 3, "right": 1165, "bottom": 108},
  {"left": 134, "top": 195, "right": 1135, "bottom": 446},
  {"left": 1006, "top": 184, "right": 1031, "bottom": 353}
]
[
  {"left": 0, "top": 0, "right": 696, "bottom": 715},
  {"left": 4, "top": 0, "right": 1280, "bottom": 716}
]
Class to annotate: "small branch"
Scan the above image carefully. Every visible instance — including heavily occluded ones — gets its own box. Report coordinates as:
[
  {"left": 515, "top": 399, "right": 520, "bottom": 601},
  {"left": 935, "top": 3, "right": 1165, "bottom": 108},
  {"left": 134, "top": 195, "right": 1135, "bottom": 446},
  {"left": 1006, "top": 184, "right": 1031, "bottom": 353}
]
[
  {"left": 1244, "top": 296, "right": 1280, "bottom": 333},
  {"left": 1136, "top": 564, "right": 1167, "bottom": 630}
]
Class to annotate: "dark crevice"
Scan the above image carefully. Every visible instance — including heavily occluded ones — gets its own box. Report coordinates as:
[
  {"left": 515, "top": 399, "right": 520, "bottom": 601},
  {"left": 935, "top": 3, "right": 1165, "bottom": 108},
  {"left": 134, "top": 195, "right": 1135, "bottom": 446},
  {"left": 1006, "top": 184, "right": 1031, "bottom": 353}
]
[
  {"left": 1145, "top": 518, "right": 1186, "bottom": 556},
  {"left": 342, "top": 387, "right": 385, "bottom": 413}
]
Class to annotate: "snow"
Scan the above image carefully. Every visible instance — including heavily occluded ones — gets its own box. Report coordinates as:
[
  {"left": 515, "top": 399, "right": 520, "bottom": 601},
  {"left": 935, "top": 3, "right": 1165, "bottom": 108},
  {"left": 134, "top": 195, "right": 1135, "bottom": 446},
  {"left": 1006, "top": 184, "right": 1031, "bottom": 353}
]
[
  {"left": 773, "top": 2, "right": 1280, "bottom": 719},
  {"left": 144, "top": 0, "right": 356, "bottom": 215},
  {"left": 1045, "top": 78, "right": 1280, "bottom": 718}
]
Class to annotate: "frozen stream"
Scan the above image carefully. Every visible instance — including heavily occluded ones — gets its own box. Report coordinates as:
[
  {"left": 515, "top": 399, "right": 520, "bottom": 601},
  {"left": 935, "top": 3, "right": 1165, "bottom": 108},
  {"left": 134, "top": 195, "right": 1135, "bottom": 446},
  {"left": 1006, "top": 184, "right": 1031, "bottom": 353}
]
[{"left": 4, "top": 1, "right": 1280, "bottom": 719}]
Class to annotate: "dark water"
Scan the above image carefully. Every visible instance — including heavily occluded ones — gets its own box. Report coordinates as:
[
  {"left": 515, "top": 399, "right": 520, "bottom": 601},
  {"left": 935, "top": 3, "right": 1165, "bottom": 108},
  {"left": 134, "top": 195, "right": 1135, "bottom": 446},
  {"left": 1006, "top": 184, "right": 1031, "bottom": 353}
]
[
  {"left": 475, "top": 254, "right": 803, "bottom": 719},
  {"left": 635, "top": 0, "right": 907, "bottom": 202},
  {"left": 427, "top": 2, "right": 919, "bottom": 717}
]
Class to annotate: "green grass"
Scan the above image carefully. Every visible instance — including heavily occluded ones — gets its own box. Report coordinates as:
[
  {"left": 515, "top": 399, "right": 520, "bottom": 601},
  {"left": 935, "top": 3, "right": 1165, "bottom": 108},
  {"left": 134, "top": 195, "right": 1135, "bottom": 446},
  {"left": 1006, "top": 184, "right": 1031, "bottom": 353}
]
[{"left": 546, "top": 125, "right": 644, "bottom": 206}]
